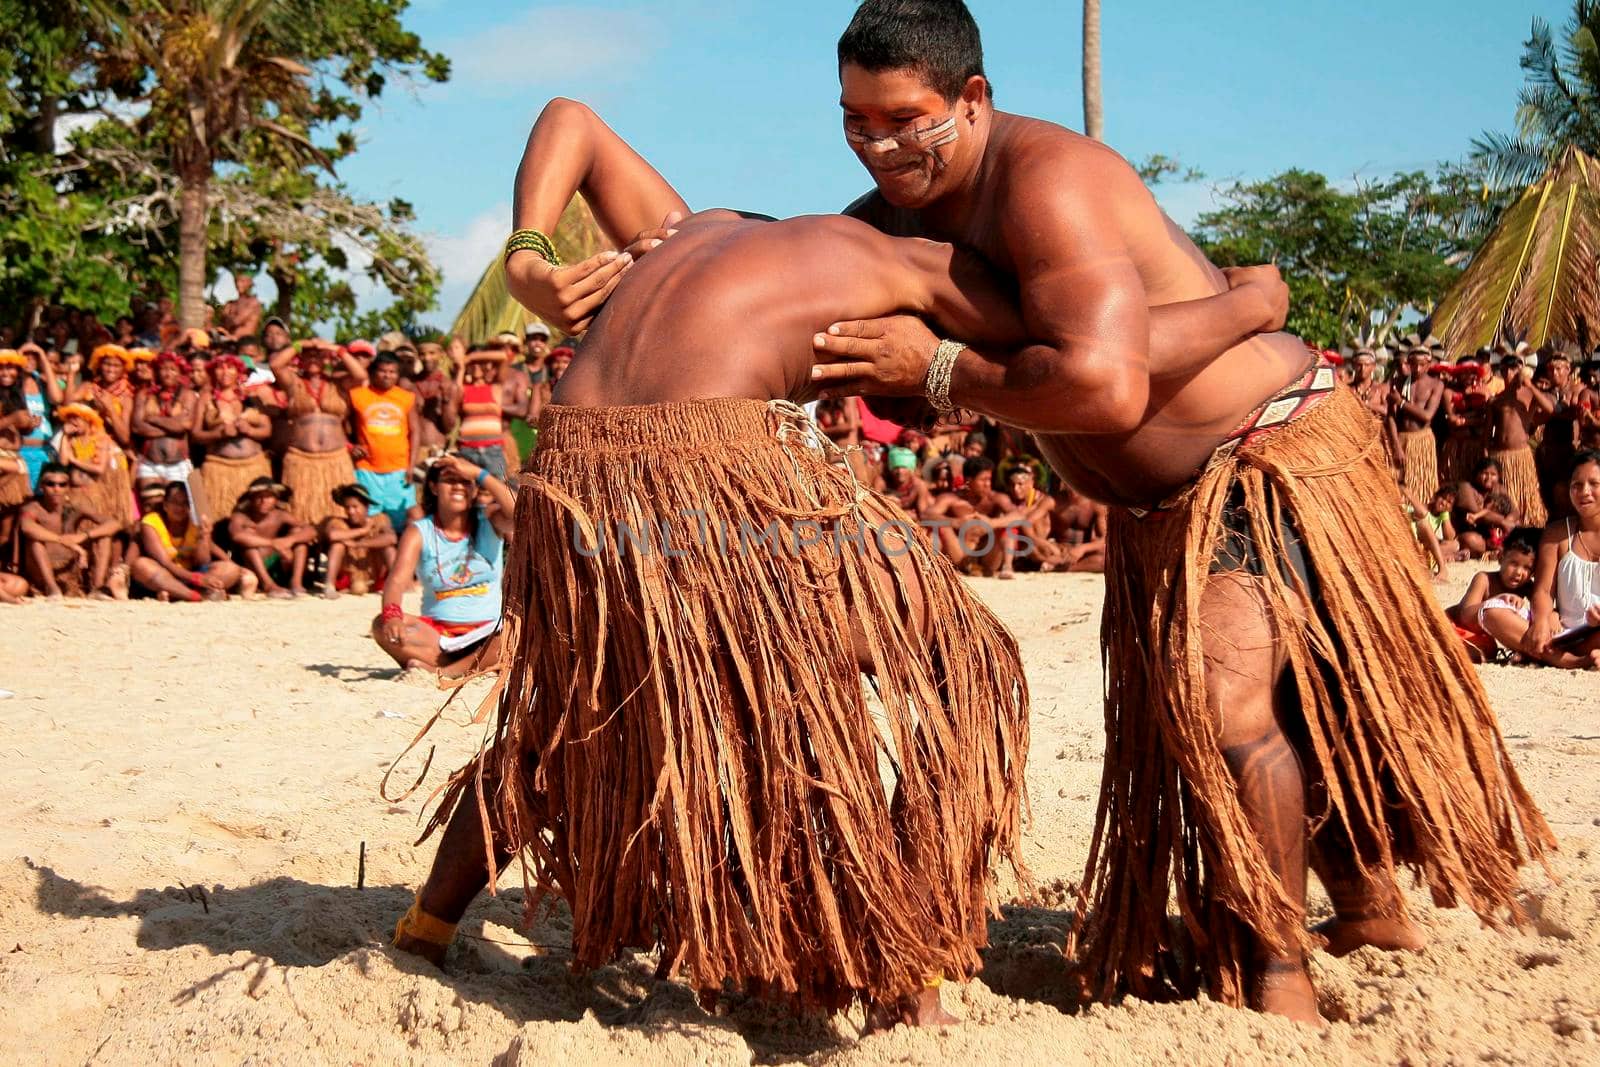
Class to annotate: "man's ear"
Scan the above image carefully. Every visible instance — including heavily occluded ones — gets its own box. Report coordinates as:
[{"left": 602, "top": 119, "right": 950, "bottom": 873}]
[{"left": 960, "top": 75, "right": 987, "bottom": 120}]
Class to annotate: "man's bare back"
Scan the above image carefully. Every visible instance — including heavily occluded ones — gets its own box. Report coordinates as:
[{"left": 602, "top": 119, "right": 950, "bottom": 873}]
[
  {"left": 842, "top": 111, "right": 1308, "bottom": 505},
  {"left": 554, "top": 210, "right": 1021, "bottom": 408}
]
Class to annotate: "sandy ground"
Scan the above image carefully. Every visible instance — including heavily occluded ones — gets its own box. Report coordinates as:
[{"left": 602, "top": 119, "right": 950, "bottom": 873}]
[{"left": 1, "top": 567, "right": 1597, "bottom": 1065}]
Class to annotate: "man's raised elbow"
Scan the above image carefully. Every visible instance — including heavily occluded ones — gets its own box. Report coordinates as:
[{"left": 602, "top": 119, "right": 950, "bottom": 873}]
[{"left": 538, "top": 97, "right": 593, "bottom": 129}]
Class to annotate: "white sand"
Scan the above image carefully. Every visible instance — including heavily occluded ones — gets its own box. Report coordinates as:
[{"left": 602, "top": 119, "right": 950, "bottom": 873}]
[{"left": 1, "top": 570, "right": 1596, "bottom": 1064}]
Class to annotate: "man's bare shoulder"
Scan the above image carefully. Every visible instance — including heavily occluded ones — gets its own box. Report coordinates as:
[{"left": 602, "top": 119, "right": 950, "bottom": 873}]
[{"left": 989, "top": 112, "right": 1150, "bottom": 214}]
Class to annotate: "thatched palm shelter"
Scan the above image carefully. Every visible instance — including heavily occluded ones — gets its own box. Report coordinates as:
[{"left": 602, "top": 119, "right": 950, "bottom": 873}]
[
  {"left": 1433, "top": 147, "right": 1600, "bottom": 352},
  {"left": 449, "top": 197, "right": 606, "bottom": 344}
]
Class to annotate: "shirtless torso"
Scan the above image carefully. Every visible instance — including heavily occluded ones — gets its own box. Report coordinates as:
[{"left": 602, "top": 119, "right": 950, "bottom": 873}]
[
  {"left": 1490, "top": 374, "right": 1552, "bottom": 451},
  {"left": 133, "top": 384, "right": 196, "bottom": 468},
  {"left": 835, "top": 109, "right": 1301, "bottom": 507}
]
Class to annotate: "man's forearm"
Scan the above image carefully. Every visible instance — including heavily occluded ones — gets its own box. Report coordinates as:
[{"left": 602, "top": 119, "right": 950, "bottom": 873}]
[
  {"left": 949, "top": 342, "right": 1145, "bottom": 435},
  {"left": 513, "top": 99, "right": 689, "bottom": 247},
  {"left": 1146, "top": 285, "right": 1274, "bottom": 381}
]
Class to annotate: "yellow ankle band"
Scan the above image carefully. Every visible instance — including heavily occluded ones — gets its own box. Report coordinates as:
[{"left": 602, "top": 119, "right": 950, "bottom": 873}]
[{"left": 394, "top": 898, "right": 458, "bottom": 947}]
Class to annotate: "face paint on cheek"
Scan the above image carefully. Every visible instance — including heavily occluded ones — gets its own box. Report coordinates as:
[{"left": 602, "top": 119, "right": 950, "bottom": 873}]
[{"left": 847, "top": 112, "right": 961, "bottom": 175}]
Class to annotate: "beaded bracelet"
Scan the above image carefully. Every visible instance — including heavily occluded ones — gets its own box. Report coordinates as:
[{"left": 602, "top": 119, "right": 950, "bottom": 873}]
[
  {"left": 381, "top": 603, "right": 404, "bottom": 622},
  {"left": 504, "top": 229, "right": 562, "bottom": 267},
  {"left": 924, "top": 338, "right": 966, "bottom": 413}
]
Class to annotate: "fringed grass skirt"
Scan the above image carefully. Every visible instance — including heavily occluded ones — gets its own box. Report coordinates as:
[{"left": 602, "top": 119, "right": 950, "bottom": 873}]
[
  {"left": 0, "top": 452, "right": 27, "bottom": 508},
  {"left": 283, "top": 447, "right": 354, "bottom": 526},
  {"left": 1489, "top": 445, "right": 1548, "bottom": 528},
  {"left": 428, "top": 398, "right": 1028, "bottom": 1010},
  {"left": 1069, "top": 386, "right": 1553, "bottom": 1008},
  {"left": 71, "top": 455, "right": 136, "bottom": 530},
  {"left": 1398, "top": 428, "right": 1440, "bottom": 504},
  {"left": 201, "top": 451, "right": 272, "bottom": 520},
  {"left": 1440, "top": 433, "right": 1485, "bottom": 489}
]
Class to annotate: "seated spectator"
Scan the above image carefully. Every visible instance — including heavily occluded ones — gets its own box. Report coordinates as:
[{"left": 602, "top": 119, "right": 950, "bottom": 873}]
[
  {"left": 1450, "top": 529, "right": 1538, "bottom": 663},
  {"left": 1423, "top": 486, "right": 1467, "bottom": 562},
  {"left": 883, "top": 445, "right": 935, "bottom": 519},
  {"left": 1398, "top": 483, "right": 1449, "bottom": 575},
  {"left": 19, "top": 463, "right": 122, "bottom": 599},
  {"left": 1523, "top": 450, "right": 1600, "bottom": 669},
  {"left": 1004, "top": 465, "right": 1067, "bottom": 572},
  {"left": 373, "top": 454, "right": 513, "bottom": 677},
  {"left": 1047, "top": 481, "right": 1108, "bottom": 573},
  {"left": 54, "top": 402, "right": 137, "bottom": 532},
  {"left": 322, "top": 483, "right": 398, "bottom": 599},
  {"left": 1455, "top": 458, "right": 1520, "bottom": 557},
  {"left": 130, "top": 482, "right": 248, "bottom": 601},
  {"left": 921, "top": 456, "right": 1030, "bottom": 579},
  {"left": 228, "top": 477, "right": 316, "bottom": 598}
]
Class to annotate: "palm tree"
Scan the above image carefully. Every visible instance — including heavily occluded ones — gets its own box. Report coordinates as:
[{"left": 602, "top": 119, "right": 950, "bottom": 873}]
[
  {"left": 1082, "top": 0, "right": 1103, "bottom": 141},
  {"left": 1475, "top": 1, "right": 1600, "bottom": 194},
  {"left": 86, "top": 0, "right": 332, "bottom": 328}
]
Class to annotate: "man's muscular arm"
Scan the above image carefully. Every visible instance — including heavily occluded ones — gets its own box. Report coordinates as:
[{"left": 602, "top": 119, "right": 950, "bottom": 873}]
[
  {"left": 506, "top": 98, "right": 691, "bottom": 332},
  {"left": 820, "top": 159, "right": 1283, "bottom": 433}
]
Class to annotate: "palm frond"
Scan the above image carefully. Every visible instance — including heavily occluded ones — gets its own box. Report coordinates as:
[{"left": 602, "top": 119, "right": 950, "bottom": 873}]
[
  {"left": 449, "top": 196, "right": 606, "bottom": 343},
  {"left": 1434, "top": 147, "right": 1600, "bottom": 349}
]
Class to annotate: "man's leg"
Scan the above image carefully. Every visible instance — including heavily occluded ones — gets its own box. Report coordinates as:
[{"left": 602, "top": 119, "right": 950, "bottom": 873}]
[
  {"left": 241, "top": 547, "right": 287, "bottom": 597},
  {"left": 324, "top": 542, "right": 348, "bottom": 598},
  {"left": 25, "top": 540, "right": 64, "bottom": 598},
  {"left": 1198, "top": 571, "right": 1321, "bottom": 1026},
  {"left": 86, "top": 535, "right": 114, "bottom": 598},
  {"left": 397, "top": 764, "right": 516, "bottom": 966},
  {"left": 288, "top": 543, "right": 309, "bottom": 595}
]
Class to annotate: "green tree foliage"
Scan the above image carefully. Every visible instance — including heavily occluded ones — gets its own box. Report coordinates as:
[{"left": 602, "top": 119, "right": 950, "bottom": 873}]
[
  {"left": 1475, "top": 1, "right": 1600, "bottom": 196},
  {"left": 0, "top": 1, "right": 446, "bottom": 334},
  {"left": 1190, "top": 166, "right": 1501, "bottom": 347}
]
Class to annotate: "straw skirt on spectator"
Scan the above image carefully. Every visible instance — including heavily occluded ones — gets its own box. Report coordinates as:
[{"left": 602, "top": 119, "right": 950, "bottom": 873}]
[{"left": 282, "top": 446, "right": 354, "bottom": 526}]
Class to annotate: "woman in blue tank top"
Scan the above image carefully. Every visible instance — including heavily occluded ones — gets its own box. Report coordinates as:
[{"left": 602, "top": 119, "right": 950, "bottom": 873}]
[{"left": 373, "top": 453, "right": 515, "bottom": 675}]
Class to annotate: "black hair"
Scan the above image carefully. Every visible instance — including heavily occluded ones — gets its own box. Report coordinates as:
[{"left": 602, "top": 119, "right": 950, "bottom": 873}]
[
  {"left": 1473, "top": 456, "right": 1504, "bottom": 478},
  {"left": 963, "top": 455, "right": 995, "bottom": 478},
  {"left": 236, "top": 334, "right": 261, "bottom": 349},
  {"left": 36, "top": 462, "right": 70, "bottom": 491},
  {"left": 1572, "top": 449, "right": 1600, "bottom": 479},
  {"left": 1502, "top": 527, "right": 1541, "bottom": 558},
  {"left": 838, "top": 0, "right": 991, "bottom": 102},
  {"left": 422, "top": 455, "right": 488, "bottom": 563},
  {"left": 372, "top": 353, "right": 402, "bottom": 370},
  {"left": 0, "top": 369, "right": 24, "bottom": 417}
]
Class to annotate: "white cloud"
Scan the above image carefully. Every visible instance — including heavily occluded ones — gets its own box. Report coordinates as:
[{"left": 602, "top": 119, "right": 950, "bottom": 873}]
[
  {"left": 425, "top": 203, "right": 513, "bottom": 327},
  {"left": 443, "top": 6, "right": 666, "bottom": 97}
]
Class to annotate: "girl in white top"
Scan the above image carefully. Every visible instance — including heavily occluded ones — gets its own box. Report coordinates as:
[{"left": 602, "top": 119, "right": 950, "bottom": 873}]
[{"left": 1527, "top": 450, "right": 1600, "bottom": 669}]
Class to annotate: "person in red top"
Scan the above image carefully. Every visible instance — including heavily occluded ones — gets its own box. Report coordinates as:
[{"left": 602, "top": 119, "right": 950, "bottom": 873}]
[
  {"left": 450, "top": 345, "right": 509, "bottom": 480},
  {"left": 349, "top": 352, "right": 421, "bottom": 531}
]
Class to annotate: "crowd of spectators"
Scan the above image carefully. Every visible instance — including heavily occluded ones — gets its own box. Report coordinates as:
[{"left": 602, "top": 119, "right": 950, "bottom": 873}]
[
  {"left": 1344, "top": 332, "right": 1600, "bottom": 669},
  {"left": 0, "top": 279, "right": 556, "bottom": 671},
  {"left": 5, "top": 285, "right": 1595, "bottom": 671}
]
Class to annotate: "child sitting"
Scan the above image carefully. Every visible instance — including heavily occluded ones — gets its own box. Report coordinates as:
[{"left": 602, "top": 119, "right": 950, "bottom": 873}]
[{"left": 1451, "top": 529, "right": 1538, "bottom": 662}]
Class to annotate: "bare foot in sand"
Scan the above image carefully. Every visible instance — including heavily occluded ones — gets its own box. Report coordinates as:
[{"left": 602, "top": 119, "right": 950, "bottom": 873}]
[
  {"left": 1253, "top": 958, "right": 1325, "bottom": 1029},
  {"left": 392, "top": 931, "right": 449, "bottom": 968},
  {"left": 1315, "top": 913, "right": 1426, "bottom": 957},
  {"left": 865, "top": 987, "right": 959, "bottom": 1034}
]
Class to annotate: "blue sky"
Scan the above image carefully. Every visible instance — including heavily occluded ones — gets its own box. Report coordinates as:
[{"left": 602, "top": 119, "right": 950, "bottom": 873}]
[{"left": 308, "top": 1, "right": 1574, "bottom": 326}]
